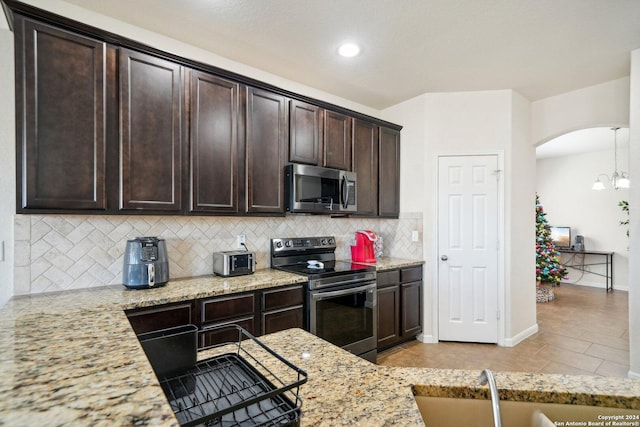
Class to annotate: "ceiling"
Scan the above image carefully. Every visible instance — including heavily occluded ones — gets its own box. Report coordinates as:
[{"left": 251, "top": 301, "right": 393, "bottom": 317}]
[{"left": 58, "top": 0, "right": 640, "bottom": 110}]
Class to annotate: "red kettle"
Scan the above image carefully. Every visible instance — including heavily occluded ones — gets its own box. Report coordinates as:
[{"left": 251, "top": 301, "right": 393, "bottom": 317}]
[{"left": 351, "top": 230, "right": 378, "bottom": 263}]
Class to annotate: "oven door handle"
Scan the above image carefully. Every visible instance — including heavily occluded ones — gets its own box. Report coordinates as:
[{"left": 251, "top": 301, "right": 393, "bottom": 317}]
[{"left": 312, "top": 282, "right": 377, "bottom": 301}]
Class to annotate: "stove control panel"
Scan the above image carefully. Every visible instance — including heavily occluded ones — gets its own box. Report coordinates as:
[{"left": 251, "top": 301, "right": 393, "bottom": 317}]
[{"left": 271, "top": 236, "right": 336, "bottom": 253}]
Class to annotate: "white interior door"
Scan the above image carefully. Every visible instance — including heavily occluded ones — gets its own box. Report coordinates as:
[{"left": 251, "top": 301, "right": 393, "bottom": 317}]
[{"left": 438, "top": 155, "right": 499, "bottom": 343}]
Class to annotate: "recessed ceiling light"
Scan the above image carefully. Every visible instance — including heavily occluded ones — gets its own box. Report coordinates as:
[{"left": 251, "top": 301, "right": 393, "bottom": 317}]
[{"left": 338, "top": 42, "right": 361, "bottom": 58}]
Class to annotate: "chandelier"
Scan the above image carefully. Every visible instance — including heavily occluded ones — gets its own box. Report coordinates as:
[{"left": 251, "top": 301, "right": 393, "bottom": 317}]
[{"left": 592, "top": 127, "right": 630, "bottom": 190}]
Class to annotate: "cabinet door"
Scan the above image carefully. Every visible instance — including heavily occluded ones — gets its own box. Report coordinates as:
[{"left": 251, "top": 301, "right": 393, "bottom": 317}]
[
  {"left": 15, "top": 17, "right": 107, "bottom": 210},
  {"left": 401, "top": 281, "right": 422, "bottom": 337},
  {"left": 289, "top": 100, "right": 321, "bottom": 165},
  {"left": 126, "top": 302, "right": 194, "bottom": 335},
  {"left": 323, "top": 110, "right": 352, "bottom": 170},
  {"left": 245, "top": 87, "right": 287, "bottom": 213},
  {"left": 190, "top": 71, "right": 239, "bottom": 213},
  {"left": 261, "top": 285, "right": 304, "bottom": 335},
  {"left": 119, "top": 49, "right": 183, "bottom": 211},
  {"left": 379, "top": 127, "right": 400, "bottom": 218},
  {"left": 352, "top": 119, "right": 379, "bottom": 216},
  {"left": 200, "top": 317, "right": 256, "bottom": 349},
  {"left": 377, "top": 284, "right": 400, "bottom": 350},
  {"left": 262, "top": 306, "right": 304, "bottom": 335}
]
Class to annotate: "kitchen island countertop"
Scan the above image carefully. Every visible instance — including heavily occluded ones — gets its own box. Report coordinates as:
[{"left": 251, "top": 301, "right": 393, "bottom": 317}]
[{"left": 1, "top": 262, "right": 639, "bottom": 426}]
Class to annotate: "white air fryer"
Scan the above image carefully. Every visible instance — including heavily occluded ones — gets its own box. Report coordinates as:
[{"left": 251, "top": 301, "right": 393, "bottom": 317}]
[{"left": 122, "top": 237, "right": 169, "bottom": 289}]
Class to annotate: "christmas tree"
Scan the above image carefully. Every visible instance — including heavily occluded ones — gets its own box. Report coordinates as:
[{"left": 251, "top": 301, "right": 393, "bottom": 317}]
[{"left": 535, "top": 194, "right": 567, "bottom": 302}]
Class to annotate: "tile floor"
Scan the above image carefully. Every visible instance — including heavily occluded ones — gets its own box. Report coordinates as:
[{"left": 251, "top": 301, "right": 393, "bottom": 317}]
[{"left": 377, "top": 283, "right": 630, "bottom": 378}]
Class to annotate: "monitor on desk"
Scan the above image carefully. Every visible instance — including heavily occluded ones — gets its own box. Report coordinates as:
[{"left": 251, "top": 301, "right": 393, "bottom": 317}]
[{"left": 549, "top": 226, "right": 571, "bottom": 249}]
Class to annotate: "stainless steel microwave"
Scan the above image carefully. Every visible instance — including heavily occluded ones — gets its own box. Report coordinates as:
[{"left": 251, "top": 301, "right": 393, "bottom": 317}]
[{"left": 285, "top": 164, "right": 357, "bottom": 214}]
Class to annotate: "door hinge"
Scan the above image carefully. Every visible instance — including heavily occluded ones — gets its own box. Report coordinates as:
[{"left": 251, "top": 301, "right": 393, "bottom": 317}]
[
  {"left": 492, "top": 169, "right": 502, "bottom": 182},
  {"left": 496, "top": 240, "right": 500, "bottom": 250},
  {"left": 497, "top": 310, "right": 501, "bottom": 320}
]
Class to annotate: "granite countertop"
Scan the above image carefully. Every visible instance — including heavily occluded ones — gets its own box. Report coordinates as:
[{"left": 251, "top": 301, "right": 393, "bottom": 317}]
[
  {"left": 357, "top": 256, "right": 425, "bottom": 271},
  {"left": 1, "top": 260, "right": 639, "bottom": 426}
]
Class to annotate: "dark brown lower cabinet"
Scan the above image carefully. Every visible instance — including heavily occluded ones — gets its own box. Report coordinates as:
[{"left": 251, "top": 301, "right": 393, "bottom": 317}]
[
  {"left": 124, "top": 284, "right": 303, "bottom": 350},
  {"left": 126, "top": 302, "right": 194, "bottom": 335},
  {"left": 377, "top": 284, "right": 400, "bottom": 348},
  {"left": 200, "top": 317, "right": 256, "bottom": 348},
  {"left": 401, "top": 281, "right": 422, "bottom": 336},
  {"left": 123, "top": 285, "right": 304, "bottom": 350},
  {"left": 377, "top": 266, "right": 423, "bottom": 351},
  {"left": 262, "top": 307, "right": 304, "bottom": 335},
  {"left": 198, "top": 292, "right": 256, "bottom": 349},
  {"left": 261, "top": 285, "right": 304, "bottom": 335}
]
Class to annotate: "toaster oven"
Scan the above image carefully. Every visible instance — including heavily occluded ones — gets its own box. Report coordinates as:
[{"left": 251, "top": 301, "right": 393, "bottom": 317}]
[{"left": 212, "top": 251, "right": 256, "bottom": 277}]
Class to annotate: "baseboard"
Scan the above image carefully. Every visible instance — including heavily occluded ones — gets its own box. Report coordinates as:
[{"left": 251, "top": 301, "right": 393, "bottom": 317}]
[
  {"left": 416, "top": 333, "right": 437, "bottom": 344},
  {"left": 503, "top": 323, "right": 539, "bottom": 347},
  {"left": 561, "top": 281, "right": 629, "bottom": 292},
  {"left": 562, "top": 279, "right": 604, "bottom": 288},
  {"left": 628, "top": 370, "right": 640, "bottom": 380}
]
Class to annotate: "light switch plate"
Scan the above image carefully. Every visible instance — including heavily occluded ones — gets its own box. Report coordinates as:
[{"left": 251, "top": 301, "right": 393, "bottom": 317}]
[{"left": 411, "top": 231, "right": 419, "bottom": 242}]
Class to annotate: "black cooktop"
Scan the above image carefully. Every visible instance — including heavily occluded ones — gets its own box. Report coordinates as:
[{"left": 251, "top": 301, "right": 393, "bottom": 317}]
[{"left": 276, "top": 260, "right": 375, "bottom": 278}]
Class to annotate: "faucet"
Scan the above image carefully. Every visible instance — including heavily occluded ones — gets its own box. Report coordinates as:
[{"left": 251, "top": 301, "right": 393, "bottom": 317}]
[{"left": 478, "top": 369, "right": 502, "bottom": 427}]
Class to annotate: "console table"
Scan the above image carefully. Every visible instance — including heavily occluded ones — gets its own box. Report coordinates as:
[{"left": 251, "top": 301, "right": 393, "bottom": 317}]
[{"left": 558, "top": 249, "right": 614, "bottom": 292}]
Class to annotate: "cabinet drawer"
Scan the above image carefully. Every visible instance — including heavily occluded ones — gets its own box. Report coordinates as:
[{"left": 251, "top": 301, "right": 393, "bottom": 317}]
[
  {"left": 400, "top": 266, "right": 422, "bottom": 283},
  {"left": 199, "top": 317, "right": 255, "bottom": 349},
  {"left": 201, "top": 293, "right": 255, "bottom": 324},
  {"left": 377, "top": 270, "right": 400, "bottom": 288},
  {"left": 262, "top": 285, "right": 304, "bottom": 311},
  {"left": 126, "top": 302, "right": 193, "bottom": 334},
  {"left": 262, "top": 305, "right": 304, "bottom": 335}
]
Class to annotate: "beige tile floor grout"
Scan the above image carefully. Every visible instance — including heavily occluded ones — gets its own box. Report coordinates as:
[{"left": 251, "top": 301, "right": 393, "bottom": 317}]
[{"left": 377, "top": 283, "right": 630, "bottom": 378}]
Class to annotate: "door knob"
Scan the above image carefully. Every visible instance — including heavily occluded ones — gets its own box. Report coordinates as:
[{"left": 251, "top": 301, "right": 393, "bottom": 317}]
[{"left": 440, "top": 255, "right": 448, "bottom": 261}]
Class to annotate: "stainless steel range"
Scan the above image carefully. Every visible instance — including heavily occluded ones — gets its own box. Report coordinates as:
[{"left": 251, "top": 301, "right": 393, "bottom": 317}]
[{"left": 270, "top": 236, "right": 377, "bottom": 362}]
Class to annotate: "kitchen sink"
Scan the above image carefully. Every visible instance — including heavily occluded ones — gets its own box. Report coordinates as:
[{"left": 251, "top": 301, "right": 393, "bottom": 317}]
[{"left": 414, "top": 395, "right": 639, "bottom": 427}]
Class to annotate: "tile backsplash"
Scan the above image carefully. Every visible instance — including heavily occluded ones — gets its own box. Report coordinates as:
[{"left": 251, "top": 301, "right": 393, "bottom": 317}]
[{"left": 14, "top": 213, "right": 423, "bottom": 294}]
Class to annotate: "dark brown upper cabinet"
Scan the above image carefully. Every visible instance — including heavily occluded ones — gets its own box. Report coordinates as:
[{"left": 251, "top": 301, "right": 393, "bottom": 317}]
[
  {"left": 8, "top": 6, "right": 401, "bottom": 217},
  {"left": 352, "top": 119, "right": 379, "bottom": 216},
  {"left": 119, "top": 49, "right": 184, "bottom": 211},
  {"left": 244, "top": 87, "right": 288, "bottom": 214},
  {"left": 288, "top": 103, "right": 352, "bottom": 171},
  {"left": 323, "top": 110, "right": 352, "bottom": 170},
  {"left": 379, "top": 127, "right": 401, "bottom": 218},
  {"left": 14, "top": 17, "right": 107, "bottom": 211},
  {"left": 189, "top": 70, "right": 240, "bottom": 214},
  {"left": 289, "top": 100, "right": 321, "bottom": 165}
]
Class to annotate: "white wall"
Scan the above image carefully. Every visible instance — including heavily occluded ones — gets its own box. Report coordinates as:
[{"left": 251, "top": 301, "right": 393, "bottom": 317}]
[
  {"left": 384, "top": 89, "right": 538, "bottom": 345},
  {"left": 532, "top": 77, "right": 630, "bottom": 144},
  {"left": 536, "top": 150, "right": 629, "bottom": 290},
  {"left": 0, "top": 26, "right": 15, "bottom": 307},
  {"left": 507, "top": 92, "right": 536, "bottom": 343},
  {"left": 628, "top": 48, "right": 640, "bottom": 378}
]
